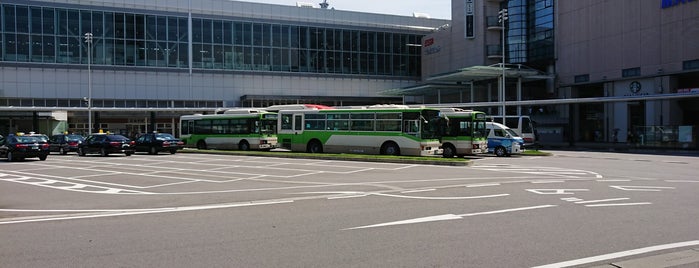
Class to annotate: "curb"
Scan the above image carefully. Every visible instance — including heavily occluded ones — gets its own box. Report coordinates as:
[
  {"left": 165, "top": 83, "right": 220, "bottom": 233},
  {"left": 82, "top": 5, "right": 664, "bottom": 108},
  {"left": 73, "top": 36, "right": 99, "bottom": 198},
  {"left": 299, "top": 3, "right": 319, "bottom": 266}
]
[{"left": 178, "top": 149, "right": 471, "bottom": 166}]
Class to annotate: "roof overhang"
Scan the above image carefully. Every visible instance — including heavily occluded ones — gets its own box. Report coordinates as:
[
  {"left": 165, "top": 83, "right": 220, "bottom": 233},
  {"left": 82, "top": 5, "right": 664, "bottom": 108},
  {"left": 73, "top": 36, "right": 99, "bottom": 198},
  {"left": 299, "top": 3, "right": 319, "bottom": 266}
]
[{"left": 383, "top": 64, "right": 554, "bottom": 96}]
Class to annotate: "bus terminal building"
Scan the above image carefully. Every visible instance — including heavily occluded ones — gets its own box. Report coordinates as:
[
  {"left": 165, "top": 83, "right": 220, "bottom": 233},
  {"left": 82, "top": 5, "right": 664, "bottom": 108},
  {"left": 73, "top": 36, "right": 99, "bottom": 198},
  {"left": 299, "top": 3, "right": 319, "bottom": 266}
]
[{"left": 1, "top": 0, "right": 699, "bottom": 149}]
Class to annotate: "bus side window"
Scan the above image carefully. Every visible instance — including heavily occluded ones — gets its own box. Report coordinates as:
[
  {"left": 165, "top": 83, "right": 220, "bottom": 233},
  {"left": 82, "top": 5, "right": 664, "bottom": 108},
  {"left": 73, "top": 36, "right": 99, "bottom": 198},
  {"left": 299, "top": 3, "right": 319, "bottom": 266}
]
[
  {"left": 281, "top": 114, "right": 292, "bottom": 130},
  {"left": 294, "top": 115, "right": 303, "bottom": 131}
]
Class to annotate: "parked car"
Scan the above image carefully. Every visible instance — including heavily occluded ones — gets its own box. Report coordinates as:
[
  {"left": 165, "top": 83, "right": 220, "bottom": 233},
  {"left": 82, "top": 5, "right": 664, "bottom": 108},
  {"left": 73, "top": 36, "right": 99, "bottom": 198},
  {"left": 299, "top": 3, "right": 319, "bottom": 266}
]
[
  {"left": 486, "top": 122, "right": 524, "bottom": 157},
  {"left": 0, "top": 133, "right": 50, "bottom": 161},
  {"left": 78, "top": 133, "right": 135, "bottom": 157},
  {"left": 134, "top": 132, "right": 184, "bottom": 154},
  {"left": 49, "top": 134, "right": 85, "bottom": 155}
]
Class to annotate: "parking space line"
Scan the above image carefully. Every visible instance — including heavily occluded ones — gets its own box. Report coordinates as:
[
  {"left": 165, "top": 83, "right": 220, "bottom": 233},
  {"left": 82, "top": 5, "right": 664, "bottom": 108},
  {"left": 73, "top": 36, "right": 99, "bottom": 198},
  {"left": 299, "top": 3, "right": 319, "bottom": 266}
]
[
  {"left": 584, "top": 202, "right": 652, "bottom": 207},
  {"left": 0, "top": 200, "right": 294, "bottom": 225},
  {"left": 574, "top": 198, "right": 630, "bottom": 204}
]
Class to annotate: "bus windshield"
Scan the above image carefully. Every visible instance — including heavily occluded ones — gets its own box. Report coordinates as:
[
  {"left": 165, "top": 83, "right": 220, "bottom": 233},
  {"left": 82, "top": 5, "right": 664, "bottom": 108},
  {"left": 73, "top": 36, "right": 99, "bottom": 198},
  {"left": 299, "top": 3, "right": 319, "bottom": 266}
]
[
  {"left": 260, "top": 119, "right": 277, "bottom": 135},
  {"left": 473, "top": 121, "right": 487, "bottom": 138},
  {"left": 420, "top": 110, "right": 441, "bottom": 139}
]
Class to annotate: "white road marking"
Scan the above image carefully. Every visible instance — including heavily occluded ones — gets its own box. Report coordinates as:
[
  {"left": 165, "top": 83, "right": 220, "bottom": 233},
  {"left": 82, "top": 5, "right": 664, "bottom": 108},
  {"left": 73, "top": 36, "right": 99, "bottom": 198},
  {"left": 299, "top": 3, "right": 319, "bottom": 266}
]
[
  {"left": 466, "top": 183, "right": 501, "bottom": 188},
  {"left": 0, "top": 176, "right": 151, "bottom": 194},
  {"left": 327, "top": 194, "right": 369, "bottom": 200},
  {"left": 665, "top": 180, "right": 699, "bottom": 183},
  {"left": 0, "top": 200, "right": 294, "bottom": 225},
  {"left": 400, "top": 189, "right": 436, "bottom": 193},
  {"left": 531, "top": 180, "right": 565, "bottom": 184},
  {"left": 345, "top": 205, "right": 556, "bottom": 230},
  {"left": 526, "top": 189, "right": 589, "bottom": 195},
  {"left": 610, "top": 185, "right": 675, "bottom": 191},
  {"left": 560, "top": 197, "right": 583, "bottom": 202},
  {"left": 584, "top": 202, "right": 652, "bottom": 207},
  {"left": 374, "top": 193, "right": 509, "bottom": 200},
  {"left": 531, "top": 240, "right": 699, "bottom": 268},
  {"left": 574, "top": 198, "right": 630, "bottom": 204},
  {"left": 596, "top": 179, "right": 631, "bottom": 182}
]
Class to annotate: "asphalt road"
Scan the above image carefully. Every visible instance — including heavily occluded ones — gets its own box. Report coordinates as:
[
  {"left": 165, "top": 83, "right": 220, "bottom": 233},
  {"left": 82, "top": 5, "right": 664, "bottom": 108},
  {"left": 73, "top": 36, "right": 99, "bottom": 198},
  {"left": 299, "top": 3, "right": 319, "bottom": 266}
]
[{"left": 0, "top": 151, "right": 698, "bottom": 267}]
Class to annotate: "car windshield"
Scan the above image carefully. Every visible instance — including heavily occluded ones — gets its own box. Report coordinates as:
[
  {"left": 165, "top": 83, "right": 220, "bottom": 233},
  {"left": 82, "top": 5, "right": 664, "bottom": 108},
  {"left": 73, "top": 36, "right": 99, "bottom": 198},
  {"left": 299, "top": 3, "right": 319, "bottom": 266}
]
[
  {"left": 107, "top": 135, "right": 129, "bottom": 141},
  {"left": 155, "top": 133, "right": 175, "bottom": 140},
  {"left": 16, "top": 136, "right": 43, "bottom": 143},
  {"left": 30, "top": 135, "right": 49, "bottom": 142},
  {"left": 505, "top": 128, "right": 520, "bottom": 137}
]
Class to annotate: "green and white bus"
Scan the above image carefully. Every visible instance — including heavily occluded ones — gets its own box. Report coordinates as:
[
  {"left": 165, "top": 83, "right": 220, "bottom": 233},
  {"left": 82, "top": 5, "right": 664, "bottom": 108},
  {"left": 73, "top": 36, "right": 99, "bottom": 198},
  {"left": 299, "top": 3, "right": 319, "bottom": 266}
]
[
  {"left": 438, "top": 108, "right": 488, "bottom": 158},
  {"left": 179, "top": 109, "right": 278, "bottom": 150},
  {"left": 276, "top": 105, "right": 443, "bottom": 156}
]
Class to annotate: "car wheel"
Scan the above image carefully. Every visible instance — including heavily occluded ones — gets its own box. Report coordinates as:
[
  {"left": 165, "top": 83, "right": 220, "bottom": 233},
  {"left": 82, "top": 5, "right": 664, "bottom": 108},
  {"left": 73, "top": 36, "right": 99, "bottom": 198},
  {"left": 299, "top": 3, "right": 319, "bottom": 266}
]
[
  {"left": 39, "top": 155, "right": 47, "bottom": 161},
  {"left": 381, "top": 142, "right": 400, "bottom": 156},
  {"left": 443, "top": 144, "right": 456, "bottom": 158},
  {"left": 125, "top": 152, "right": 132, "bottom": 156},
  {"left": 59, "top": 147, "right": 67, "bottom": 155},
  {"left": 100, "top": 148, "right": 108, "bottom": 157},
  {"left": 170, "top": 149, "right": 177, "bottom": 154},
  {"left": 238, "top": 141, "right": 250, "bottom": 151},
  {"left": 7, "top": 151, "right": 14, "bottom": 162},
  {"left": 495, "top": 146, "right": 507, "bottom": 157},
  {"left": 149, "top": 146, "right": 158, "bottom": 155}
]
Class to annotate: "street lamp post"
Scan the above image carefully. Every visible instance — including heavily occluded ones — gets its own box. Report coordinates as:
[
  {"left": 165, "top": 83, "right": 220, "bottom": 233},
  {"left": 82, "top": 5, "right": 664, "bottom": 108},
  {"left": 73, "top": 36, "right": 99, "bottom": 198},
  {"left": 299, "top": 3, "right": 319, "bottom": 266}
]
[
  {"left": 84, "top": 32, "right": 93, "bottom": 135},
  {"left": 499, "top": 8, "right": 508, "bottom": 124}
]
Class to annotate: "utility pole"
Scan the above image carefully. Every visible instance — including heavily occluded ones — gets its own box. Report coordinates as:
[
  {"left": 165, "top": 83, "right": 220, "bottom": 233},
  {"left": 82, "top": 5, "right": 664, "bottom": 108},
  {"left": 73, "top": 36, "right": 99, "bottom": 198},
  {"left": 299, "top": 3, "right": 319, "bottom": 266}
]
[
  {"left": 84, "top": 32, "right": 93, "bottom": 135},
  {"left": 498, "top": 8, "right": 508, "bottom": 124}
]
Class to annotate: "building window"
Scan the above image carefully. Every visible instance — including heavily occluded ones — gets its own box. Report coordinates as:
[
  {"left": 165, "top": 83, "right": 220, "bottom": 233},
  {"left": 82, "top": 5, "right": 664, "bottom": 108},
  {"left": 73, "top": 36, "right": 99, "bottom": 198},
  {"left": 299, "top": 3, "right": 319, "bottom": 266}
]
[
  {"left": 683, "top": 59, "right": 699, "bottom": 70},
  {"left": 0, "top": 3, "right": 423, "bottom": 78},
  {"left": 622, "top": 67, "right": 640, "bottom": 77},
  {"left": 574, "top": 74, "right": 589, "bottom": 83}
]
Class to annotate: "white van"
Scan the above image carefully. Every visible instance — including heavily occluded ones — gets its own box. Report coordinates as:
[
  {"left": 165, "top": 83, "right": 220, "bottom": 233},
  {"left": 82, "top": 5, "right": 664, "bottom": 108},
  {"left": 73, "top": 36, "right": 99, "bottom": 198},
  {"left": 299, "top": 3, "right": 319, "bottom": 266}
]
[
  {"left": 486, "top": 122, "right": 524, "bottom": 157},
  {"left": 487, "top": 115, "right": 536, "bottom": 146}
]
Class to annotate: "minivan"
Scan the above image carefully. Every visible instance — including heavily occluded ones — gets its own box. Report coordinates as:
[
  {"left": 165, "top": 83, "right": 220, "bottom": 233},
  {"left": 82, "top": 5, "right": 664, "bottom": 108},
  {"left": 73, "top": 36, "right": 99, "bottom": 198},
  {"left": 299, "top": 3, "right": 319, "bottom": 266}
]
[{"left": 486, "top": 122, "right": 524, "bottom": 157}]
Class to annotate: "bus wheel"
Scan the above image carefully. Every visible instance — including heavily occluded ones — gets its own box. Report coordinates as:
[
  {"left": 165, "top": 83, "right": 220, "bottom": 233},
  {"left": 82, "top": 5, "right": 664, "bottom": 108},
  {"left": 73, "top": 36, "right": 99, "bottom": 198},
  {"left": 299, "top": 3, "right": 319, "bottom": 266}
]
[
  {"left": 238, "top": 141, "right": 250, "bottom": 151},
  {"left": 494, "top": 146, "right": 507, "bottom": 157},
  {"left": 381, "top": 142, "right": 400, "bottom": 156},
  {"left": 196, "top": 140, "right": 207, "bottom": 150},
  {"left": 307, "top": 140, "right": 323, "bottom": 153},
  {"left": 443, "top": 144, "right": 456, "bottom": 158}
]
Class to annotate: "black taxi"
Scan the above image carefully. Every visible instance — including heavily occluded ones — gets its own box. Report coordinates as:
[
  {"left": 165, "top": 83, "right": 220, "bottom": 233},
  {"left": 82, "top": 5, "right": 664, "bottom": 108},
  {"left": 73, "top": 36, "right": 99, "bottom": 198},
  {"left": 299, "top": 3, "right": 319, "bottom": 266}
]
[{"left": 0, "top": 133, "right": 50, "bottom": 161}]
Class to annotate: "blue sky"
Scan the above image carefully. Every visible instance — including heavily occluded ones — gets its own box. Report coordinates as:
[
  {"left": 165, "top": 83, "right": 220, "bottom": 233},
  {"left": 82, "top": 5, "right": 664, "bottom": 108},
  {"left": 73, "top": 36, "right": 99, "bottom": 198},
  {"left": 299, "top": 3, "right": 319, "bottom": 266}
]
[{"left": 236, "top": 0, "right": 452, "bottom": 19}]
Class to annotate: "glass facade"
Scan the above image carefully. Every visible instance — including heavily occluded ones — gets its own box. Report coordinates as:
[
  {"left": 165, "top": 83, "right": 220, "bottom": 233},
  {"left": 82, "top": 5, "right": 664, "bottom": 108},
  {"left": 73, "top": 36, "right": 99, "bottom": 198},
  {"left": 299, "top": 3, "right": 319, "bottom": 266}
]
[
  {"left": 0, "top": 3, "right": 423, "bottom": 76},
  {"left": 504, "top": 0, "right": 554, "bottom": 65}
]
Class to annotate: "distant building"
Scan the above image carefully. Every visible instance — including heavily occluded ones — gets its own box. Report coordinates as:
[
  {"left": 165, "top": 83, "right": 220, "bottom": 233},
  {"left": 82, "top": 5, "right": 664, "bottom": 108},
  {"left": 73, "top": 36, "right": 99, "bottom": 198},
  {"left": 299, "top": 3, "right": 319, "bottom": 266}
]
[
  {"left": 388, "top": 0, "right": 699, "bottom": 147},
  {"left": 0, "top": 0, "right": 446, "bottom": 135}
]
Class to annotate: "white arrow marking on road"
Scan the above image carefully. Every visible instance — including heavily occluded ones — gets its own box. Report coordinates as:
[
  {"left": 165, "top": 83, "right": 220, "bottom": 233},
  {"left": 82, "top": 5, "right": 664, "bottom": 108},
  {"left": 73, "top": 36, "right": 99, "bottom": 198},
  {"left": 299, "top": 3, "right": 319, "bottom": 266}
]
[{"left": 344, "top": 205, "right": 556, "bottom": 230}]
